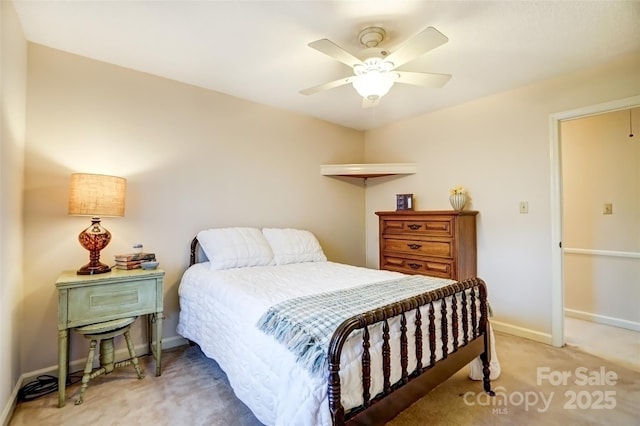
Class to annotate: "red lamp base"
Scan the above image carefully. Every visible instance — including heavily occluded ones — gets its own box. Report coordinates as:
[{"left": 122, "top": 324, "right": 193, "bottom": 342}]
[
  {"left": 77, "top": 217, "right": 112, "bottom": 275},
  {"left": 77, "top": 262, "right": 112, "bottom": 275}
]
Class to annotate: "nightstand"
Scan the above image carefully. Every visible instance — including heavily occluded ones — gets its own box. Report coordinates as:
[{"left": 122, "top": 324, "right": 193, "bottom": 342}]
[{"left": 55, "top": 268, "right": 164, "bottom": 407}]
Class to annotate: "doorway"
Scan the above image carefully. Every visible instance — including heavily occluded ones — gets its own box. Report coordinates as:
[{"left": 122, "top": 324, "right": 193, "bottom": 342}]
[
  {"left": 559, "top": 106, "right": 640, "bottom": 371},
  {"left": 549, "top": 95, "right": 640, "bottom": 351}
]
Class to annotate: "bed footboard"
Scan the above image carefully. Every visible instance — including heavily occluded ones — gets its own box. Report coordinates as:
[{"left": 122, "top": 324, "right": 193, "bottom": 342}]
[{"left": 328, "top": 277, "right": 493, "bottom": 426}]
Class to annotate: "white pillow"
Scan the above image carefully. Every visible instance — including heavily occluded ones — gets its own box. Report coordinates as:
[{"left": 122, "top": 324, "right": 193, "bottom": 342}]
[
  {"left": 262, "top": 228, "right": 327, "bottom": 265},
  {"left": 197, "top": 227, "right": 274, "bottom": 271}
]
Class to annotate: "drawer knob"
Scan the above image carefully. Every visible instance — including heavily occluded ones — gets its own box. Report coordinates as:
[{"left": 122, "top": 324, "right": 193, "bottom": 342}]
[
  {"left": 407, "top": 243, "right": 422, "bottom": 250},
  {"left": 408, "top": 263, "right": 421, "bottom": 269},
  {"left": 408, "top": 224, "right": 422, "bottom": 230}
]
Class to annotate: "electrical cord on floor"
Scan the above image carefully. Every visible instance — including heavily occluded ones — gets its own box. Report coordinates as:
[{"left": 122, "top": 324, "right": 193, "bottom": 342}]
[
  {"left": 18, "top": 373, "right": 82, "bottom": 402},
  {"left": 18, "top": 352, "right": 152, "bottom": 402}
]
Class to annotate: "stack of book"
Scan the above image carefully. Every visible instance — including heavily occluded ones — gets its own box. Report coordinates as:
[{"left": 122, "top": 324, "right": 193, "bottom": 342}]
[{"left": 114, "top": 252, "right": 156, "bottom": 270}]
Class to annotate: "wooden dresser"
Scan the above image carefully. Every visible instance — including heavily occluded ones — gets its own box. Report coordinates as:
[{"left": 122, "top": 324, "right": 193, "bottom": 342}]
[{"left": 376, "top": 210, "right": 478, "bottom": 280}]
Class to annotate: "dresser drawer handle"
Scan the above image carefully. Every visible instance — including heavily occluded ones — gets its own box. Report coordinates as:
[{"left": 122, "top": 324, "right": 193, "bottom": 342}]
[
  {"left": 408, "top": 224, "right": 422, "bottom": 230},
  {"left": 408, "top": 263, "right": 421, "bottom": 269},
  {"left": 407, "top": 243, "right": 422, "bottom": 250}
]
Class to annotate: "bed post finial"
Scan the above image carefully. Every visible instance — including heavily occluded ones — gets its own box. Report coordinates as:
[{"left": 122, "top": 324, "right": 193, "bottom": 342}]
[{"left": 190, "top": 237, "right": 199, "bottom": 266}]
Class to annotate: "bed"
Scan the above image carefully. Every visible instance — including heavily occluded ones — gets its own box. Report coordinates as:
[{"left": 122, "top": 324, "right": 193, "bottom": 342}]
[{"left": 177, "top": 227, "right": 495, "bottom": 425}]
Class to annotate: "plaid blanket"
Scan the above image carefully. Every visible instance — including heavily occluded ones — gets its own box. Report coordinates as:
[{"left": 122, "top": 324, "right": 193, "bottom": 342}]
[{"left": 256, "top": 275, "right": 454, "bottom": 377}]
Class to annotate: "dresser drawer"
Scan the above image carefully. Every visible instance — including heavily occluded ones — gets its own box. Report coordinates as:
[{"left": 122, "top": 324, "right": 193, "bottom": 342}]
[
  {"left": 381, "top": 256, "right": 453, "bottom": 279},
  {"left": 383, "top": 238, "right": 453, "bottom": 259},
  {"left": 67, "top": 278, "right": 157, "bottom": 325},
  {"left": 381, "top": 217, "right": 453, "bottom": 237}
]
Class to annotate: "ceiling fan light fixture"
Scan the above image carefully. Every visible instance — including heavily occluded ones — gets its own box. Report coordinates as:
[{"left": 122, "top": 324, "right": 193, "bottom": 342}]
[
  {"left": 352, "top": 71, "right": 397, "bottom": 101},
  {"left": 352, "top": 58, "right": 398, "bottom": 101},
  {"left": 301, "top": 26, "right": 450, "bottom": 105}
]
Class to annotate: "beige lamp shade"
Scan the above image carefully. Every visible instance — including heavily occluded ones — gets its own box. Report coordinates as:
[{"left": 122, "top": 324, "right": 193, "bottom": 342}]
[{"left": 68, "top": 173, "right": 126, "bottom": 217}]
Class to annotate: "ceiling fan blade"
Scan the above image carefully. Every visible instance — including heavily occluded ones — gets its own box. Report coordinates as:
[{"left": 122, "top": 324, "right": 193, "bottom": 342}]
[
  {"left": 396, "top": 71, "right": 451, "bottom": 88},
  {"left": 362, "top": 98, "right": 380, "bottom": 109},
  {"left": 300, "top": 76, "right": 355, "bottom": 96},
  {"left": 385, "top": 27, "right": 449, "bottom": 69},
  {"left": 308, "top": 39, "right": 364, "bottom": 68}
]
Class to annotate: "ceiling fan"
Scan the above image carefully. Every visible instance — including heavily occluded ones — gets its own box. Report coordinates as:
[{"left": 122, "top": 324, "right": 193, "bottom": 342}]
[{"left": 300, "top": 26, "right": 452, "bottom": 108}]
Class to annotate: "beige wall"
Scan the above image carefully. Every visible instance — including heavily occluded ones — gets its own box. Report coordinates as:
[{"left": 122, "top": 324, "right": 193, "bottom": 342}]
[
  {"left": 562, "top": 108, "right": 640, "bottom": 328},
  {"left": 23, "top": 44, "right": 365, "bottom": 373},
  {"left": 364, "top": 53, "right": 640, "bottom": 338},
  {"left": 0, "top": 0, "right": 26, "bottom": 422},
  {"left": 11, "top": 28, "right": 640, "bottom": 402}
]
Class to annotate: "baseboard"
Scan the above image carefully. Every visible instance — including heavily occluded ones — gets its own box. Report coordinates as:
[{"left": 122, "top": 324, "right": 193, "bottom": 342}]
[
  {"left": 1, "top": 377, "right": 21, "bottom": 426},
  {"left": 564, "top": 308, "right": 640, "bottom": 332},
  {"left": 490, "top": 320, "right": 553, "bottom": 345},
  {"left": 160, "top": 334, "right": 190, "bottom": 350},
  {"left": 1, "top": 334, "right": 188, "bottom": 426}
]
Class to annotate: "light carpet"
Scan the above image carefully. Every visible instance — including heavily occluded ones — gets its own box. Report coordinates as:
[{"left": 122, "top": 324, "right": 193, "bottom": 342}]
[{"left": 9, "top": 331, "right": 640, "bottom": 425}]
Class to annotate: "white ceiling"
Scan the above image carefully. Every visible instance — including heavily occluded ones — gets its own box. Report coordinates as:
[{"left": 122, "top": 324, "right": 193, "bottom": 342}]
[{"left": 12, "top": 1, "right": 640, "bottom": 131}]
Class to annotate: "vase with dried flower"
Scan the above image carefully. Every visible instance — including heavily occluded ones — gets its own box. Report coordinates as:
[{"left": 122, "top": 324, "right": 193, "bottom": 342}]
[{"left": 449, "top": 186, "right": 468, "bottom": 211}]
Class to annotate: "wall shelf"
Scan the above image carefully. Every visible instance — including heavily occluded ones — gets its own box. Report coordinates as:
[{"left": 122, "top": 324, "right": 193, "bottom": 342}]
[{"left": 320, "top": 163, "right": 417, "bottom": 179}]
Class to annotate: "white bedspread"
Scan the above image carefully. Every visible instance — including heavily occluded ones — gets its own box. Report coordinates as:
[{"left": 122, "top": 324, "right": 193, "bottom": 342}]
[{"left": 177, "top": 261, "right": 498, "bottom": 426}]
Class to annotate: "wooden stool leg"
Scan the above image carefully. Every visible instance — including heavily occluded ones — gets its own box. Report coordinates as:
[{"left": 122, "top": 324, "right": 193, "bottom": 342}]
[
  {"left": 75, "top": 339, "right": 97, "bottom": 405},
  {"left": 124, "top": 329, "right": 145, "bottom": 379},
  {"left": 99, "top": 337, "right": 115, "bottom": 374}
]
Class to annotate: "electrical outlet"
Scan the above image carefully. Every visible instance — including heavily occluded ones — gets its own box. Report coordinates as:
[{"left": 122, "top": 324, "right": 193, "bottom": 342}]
[
  {"left": 519, "top": 201, "right": 529, "bottom": 214},
  {"left": 603, "top": 203, "right": 613, "bottom": 215}
]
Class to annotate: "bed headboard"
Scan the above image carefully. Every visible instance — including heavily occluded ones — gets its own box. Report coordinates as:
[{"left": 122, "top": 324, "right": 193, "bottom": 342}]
[{"left": 190, "top": 237, "right": 205, "bottom": 266}]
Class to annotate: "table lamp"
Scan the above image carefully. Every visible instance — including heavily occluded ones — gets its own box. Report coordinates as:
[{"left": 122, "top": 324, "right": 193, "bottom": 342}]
[{"left": 68, "top": 173, "right": 126, "bottom": 275}]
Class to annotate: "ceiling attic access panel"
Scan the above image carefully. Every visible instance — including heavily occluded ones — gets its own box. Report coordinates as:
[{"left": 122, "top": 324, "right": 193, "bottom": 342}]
[{"left": 320, "top": 163, "right": 417, "bottom": 179}]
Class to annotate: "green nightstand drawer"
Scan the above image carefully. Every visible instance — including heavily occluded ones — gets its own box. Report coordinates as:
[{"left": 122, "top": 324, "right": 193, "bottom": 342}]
[{"left": 67, "top": 278, "right": 157, "bottom": 326}]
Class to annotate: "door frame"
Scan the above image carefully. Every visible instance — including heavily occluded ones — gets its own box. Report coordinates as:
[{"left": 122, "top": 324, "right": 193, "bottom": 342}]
[{"left": 549, "top": 94, "right": 640, "bottom": 347}]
